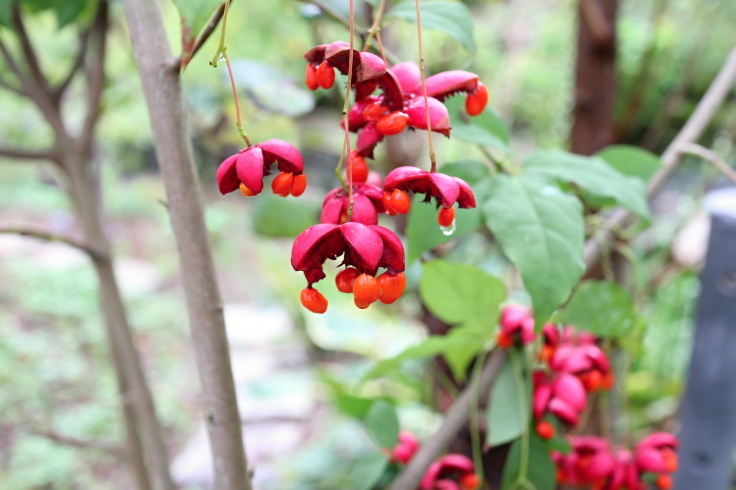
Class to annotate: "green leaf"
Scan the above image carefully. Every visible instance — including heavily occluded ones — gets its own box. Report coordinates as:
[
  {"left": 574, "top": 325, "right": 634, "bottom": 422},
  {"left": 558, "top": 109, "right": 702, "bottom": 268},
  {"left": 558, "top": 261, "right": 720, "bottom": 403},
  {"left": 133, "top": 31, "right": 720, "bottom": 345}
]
[
  {"left": 543, "top": 432, "right": 572, "bottom": 454},
  {"left": 442, "top": 326, "right": 490, "bottom": 381},
  {"left": 51, "top": 0, "right": 89, "bottom": 27},
  {"left": 560, "top": 281, "right": 638, "bottom": 338},
  {"left": 320, "top": 374, "right": 375, "bottom": 419},
  {"left": 251, "top": 194, "right": 320, "bottom": 238},
  {"left": 174, "top": 0, "right": 221, "bottom": 64},
  {"left": 484, "top": 174, "right": 585, "bottom": 326},
  {"left": 406, "top": 178, "right": 489, "bottom": 263},
  {"left": 444, "top": 97, "right": 510, "bottom": 151},
  {"left": 501, "top": 433, "right": 557, "bottom": 490},
  {"left": 347, "top": 451, "right": 389, "bottom": 490},
  {"left": 386, "top": 1, "right": 475, "bottom": 52},
  {"left": 365, "top": 400, "right": 399, "bottom": 449},
  {"left": 439, "top": 160, "right": 492, "bottom": 185},
  {"left": 365, "top": 326, "right": 487, "bottom": 379},
  {"left": 419, "top": 259, "right": 506, "bottom": 328},
  {"left": 523, "top": 149, "right": 650, "bottom": 219},
  {"left": 486, "top": 354, "right": 529, "bottom": 446},
  {"left": 597, "top": 145, "right": 661, "bottom": 183},
  {"left": 0, "top": 0, "right": 12, "bottom": 27}
]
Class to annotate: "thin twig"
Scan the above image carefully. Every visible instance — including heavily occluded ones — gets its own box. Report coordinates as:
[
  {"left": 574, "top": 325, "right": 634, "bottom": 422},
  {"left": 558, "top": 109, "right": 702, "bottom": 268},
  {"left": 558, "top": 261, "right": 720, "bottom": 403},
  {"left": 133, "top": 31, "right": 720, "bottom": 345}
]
[
  {"left": 343, "top": 0, "right": 355, "bottom": 218},
  {"left": 78, "top": 3, "right": 109, "bottom": 158},
  {"left": 414, "top": 0, "right": 437, "bottom": 172},
  {"left": 26, "top": 428, "right": 124, "bottom": 456},
  {"left": 178, "top": 1, "right": 227, "bottom": 70},
  {"left": 0, "top": 226, "right": 106, "bottom": 259},
  {"left": 55, "top": 26, "right": 93, "bottom": 98},
  {"left": 362, "top": 0, "right": 387, "bottom": 53},
  {"left": 0, "top": 146, "right": 53, "bottom": 161},
  {"left": 392, "top": 349, "right": 507, "bottom": 489},
  {"left": 0, "top": 32, "right": 66, "bottom": 140},
  {"left": 583, "top": 46, "right": 736, "bottom": 272},
  {"left": 679, "top": 142, "right": 736, "bottom": 185},
  {"left": 11, "top": 6, "right": 51, "bottom": 95}
]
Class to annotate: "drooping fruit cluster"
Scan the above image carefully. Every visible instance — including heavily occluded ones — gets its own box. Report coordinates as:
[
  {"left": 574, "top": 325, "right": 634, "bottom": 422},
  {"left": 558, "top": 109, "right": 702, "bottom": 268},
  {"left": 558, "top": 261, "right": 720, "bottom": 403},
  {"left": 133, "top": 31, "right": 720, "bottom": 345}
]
[
  {"left": 494, "top": 305, "right": 614, "bottom": 438},
  {"left": 215, "top": 41, "right": 488, "bottom": 313},
  {"left": 288, "top": 41, "right": 489, "bottom": 314},
  {"left": 553, "top": 433, "right": 679, "bottom": 490},
  {"left": 387, "top": 430, "right": 481, "bottom": 490}
]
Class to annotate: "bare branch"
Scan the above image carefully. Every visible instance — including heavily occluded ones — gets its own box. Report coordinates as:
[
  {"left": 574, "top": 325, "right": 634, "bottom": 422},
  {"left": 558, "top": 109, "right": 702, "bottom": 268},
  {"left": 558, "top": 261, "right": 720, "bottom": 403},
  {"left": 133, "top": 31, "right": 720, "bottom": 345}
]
[
  {"left": 0, "top": 38, "right": 66, "bottom": 141},
  {"left": 55, "top": 26, "right": 94, "bottom": 98},
  {"left": 26, "top": 428, "right": 124, "bottom": 456},
  {"left": 0, "top": 225, "right": 106, "bottom": 260},
  {"left": 0, "top": 146, "right": 54, "bottom": 161},
  {"left": 78, "top": 2, "right": 108, "bottom": 155},
  {"left": 679, "top": 143, "right": 736, "bottom": 185},
  {"left": 0, "top": 37, "right": 28, "bottom": 84},
  {"left": 392, "top": 350, "right": 507, "bottom": 489},
  {"left": 11, "top": 6, "right": 51, "bottom": 96},
  {"left": 584, "top": 46, "right": 736, "bottom": 271}
]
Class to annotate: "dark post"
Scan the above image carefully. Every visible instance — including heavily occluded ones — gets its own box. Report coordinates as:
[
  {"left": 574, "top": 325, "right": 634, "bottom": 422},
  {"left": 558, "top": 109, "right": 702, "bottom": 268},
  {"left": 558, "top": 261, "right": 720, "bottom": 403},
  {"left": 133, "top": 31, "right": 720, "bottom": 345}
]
[{"left": 674, "top": 188, "right": 736, "bottom": 490}]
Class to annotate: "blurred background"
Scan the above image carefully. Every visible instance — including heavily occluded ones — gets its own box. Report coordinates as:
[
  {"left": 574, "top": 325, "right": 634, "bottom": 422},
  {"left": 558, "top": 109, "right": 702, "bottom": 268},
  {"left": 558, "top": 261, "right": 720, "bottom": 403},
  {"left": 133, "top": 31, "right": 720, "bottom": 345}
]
[{"left": 0, "top": 0, "right": 735, "bottom": 488}]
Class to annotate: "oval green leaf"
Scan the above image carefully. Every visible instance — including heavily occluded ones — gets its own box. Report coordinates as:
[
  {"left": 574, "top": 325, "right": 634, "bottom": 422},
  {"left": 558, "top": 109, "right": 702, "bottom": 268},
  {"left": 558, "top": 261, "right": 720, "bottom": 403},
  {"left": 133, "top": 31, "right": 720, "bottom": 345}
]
[{"left": 484, "top": 174, "right": 585, "bottom": 326}]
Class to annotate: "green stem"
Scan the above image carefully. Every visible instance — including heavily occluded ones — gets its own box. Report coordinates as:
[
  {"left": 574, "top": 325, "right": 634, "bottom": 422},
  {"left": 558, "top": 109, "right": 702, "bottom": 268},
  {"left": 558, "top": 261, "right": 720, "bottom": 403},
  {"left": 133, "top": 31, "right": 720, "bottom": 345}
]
[
  {"left": 509, "top": 347, "right": 532, "bottom": 489},
  {"left": 477, "top": 146, "right": 499, "bottom": 174},
  {"left": 469, "top": 351, "right": 486, "bottom": 482},
  {"left": 334, "top": 144, "right": 349, "bottom": 192}
]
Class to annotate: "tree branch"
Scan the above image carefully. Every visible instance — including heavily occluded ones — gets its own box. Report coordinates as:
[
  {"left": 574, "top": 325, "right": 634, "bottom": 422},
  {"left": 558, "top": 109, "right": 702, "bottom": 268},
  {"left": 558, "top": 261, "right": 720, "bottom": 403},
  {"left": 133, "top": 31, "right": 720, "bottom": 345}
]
[
  {"left": 177, "top": 1, "right": 227, "bottom": 71},
  {"left": 584, "top": 46, "right": 736, "bottom": 272},
  {"left": 78, "top": 2, "right": 108, "bottom": 156},
  {"left": 0, "top": 37, "right": 67, "bottom": 141},
  {"left": 121, "top": 0, "right": 252, "bottom": 488},
  {"left": 26, "top": 428, "right": 124, "bottom": 456},
  {"left": 0, "top": 226, "right": 106, "bottom": 260},
  {"left": 11, "top": 6, "right": 51, "bottom": 96},
  {"left": 0, "top": 146, "right": 54, "bottom": 161},
  {"left": 679, "top": 143, "right": 736, "bottom": 185},
  {"left": 392, "top": 349, "right": 507, "bottom": 489},
  {"left": 55, "top": 24, "right": 94, "bottom": 98}
]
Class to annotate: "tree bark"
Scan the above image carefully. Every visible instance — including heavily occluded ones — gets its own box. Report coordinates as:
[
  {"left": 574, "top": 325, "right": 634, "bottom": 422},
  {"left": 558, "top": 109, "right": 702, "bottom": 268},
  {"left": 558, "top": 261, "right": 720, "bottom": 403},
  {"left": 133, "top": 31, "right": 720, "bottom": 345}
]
[
  {"left": 121, "top": 1, "right": 252, "bottom": 488},
  {"left": 62, "top": 149, "right": 176, "bottom": 490},
  {"left": 1, "top": 4, "right": 175, "bottom": 488},
  {"left": 570, "top": 0, "right": 618, "bottom": 155}
]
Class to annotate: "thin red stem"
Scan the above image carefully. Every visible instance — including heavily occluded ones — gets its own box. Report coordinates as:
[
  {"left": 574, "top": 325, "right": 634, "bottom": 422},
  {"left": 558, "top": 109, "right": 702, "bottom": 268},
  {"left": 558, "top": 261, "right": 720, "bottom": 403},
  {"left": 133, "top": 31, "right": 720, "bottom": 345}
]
[
  {"left": 211, "top": 0, "right": 252, "bottom": 147},
  {"left": 343, "top": 0, "right": 356, "bottom": 218},
  {"left": 224, "top": 54, "right": 252, "bottom": 147},
  {"left": 414, "top": 0, "right": 437, "bottom": 172}
]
